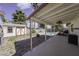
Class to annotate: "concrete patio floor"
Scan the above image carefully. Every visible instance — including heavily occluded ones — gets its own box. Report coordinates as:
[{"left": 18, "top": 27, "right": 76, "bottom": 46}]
[{"left": 24, "top": 35, "right": 79, "bottom": 56}]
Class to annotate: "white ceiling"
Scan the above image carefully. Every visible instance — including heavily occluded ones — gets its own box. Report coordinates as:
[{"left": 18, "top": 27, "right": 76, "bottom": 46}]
[{"left": 31, "top": 3, "right": 79, "bottom": 25}]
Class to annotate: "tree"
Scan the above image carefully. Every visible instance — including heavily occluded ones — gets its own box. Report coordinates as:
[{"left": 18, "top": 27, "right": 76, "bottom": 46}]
[
  {"left": 66, "top": 22, "right": 71, "bottom": 26},
  {"left": 39, "top": 24, "right": 45, "bottom": 28},
  {"left": 56, "top": 21, "right": 63, "bottom": 24},
  {"left": 55, "top": 21, "right": 63, "bottom": 32},
  {"left": 12, "top": 10, "right": 26, "bottom": 24}
]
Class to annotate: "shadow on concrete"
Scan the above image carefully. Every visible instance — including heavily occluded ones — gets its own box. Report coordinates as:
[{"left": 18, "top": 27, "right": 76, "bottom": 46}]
[{"left": 13, "top": 35, "right": 51, "bottom": 56}]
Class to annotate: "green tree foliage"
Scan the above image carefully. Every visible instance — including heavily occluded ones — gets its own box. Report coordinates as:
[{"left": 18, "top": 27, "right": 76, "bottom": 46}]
[
  {"left": 12, "top": 10, "right": 26, "bottom": 24},
  {"left": 55, "top": 21, "right": 63, "bottom": 32}
]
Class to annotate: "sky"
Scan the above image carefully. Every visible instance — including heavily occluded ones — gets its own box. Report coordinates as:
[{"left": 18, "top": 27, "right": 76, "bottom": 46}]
[{"left": 0, "top": 3, "right": 34, "bottom": 25}]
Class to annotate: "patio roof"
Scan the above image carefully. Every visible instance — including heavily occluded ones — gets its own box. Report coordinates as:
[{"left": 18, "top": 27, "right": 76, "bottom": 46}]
[
  {"left": 3, "top": 23, "right": 26, "bottom": 27},
  {"left": 27, "top": 3, "right": 79, "bottom": 25}
]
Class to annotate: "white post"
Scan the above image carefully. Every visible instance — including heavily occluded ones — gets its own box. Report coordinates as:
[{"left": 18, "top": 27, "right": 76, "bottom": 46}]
[
  {"left": 30, "top": 19, "right": 32, "bottom": 50},
  {"left": 45, "top": 24, "right": 47, "bottom": 40}
]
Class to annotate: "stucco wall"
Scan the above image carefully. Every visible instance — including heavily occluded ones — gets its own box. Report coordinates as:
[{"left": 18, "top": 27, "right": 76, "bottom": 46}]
[
  {"left": 20, "top": 28, "right": 25, "bottom": 35},
  {"left": 16, "top": 27, "right": 29, "bottom": 35},
  {"left": 25, "top": 27, "right": 30, "bottom": 34},
  {"left": 16, "top": 28, "right": 21, "bottom": 35},
  {"left": 70, "top": 14, "right": 79, "bottom": 45},
  {"left": 71, "top": 14, "right": 79, "bottom": 28},
  {"left": 3, "top": 26, "right": 16, "bottom": 37},
  {"left": 3, "top": 26, "right": 30, "bottom": 37}
]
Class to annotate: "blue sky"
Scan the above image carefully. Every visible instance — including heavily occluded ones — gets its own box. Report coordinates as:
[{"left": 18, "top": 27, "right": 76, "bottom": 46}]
[{"left": 0, "top": 3, "right": 34, "bottom": 25}]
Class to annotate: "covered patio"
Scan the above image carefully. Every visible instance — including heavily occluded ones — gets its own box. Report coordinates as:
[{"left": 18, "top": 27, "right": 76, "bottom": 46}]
[{"left": 24, "top": 3, "right": 79, "bottom": 56}]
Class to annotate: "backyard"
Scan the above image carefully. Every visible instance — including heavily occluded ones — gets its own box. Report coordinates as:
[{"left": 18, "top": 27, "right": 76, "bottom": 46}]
[
  {"left": 0, "top": 33, "right": 51, "bottom": 56},
  {"left": 0, "top": 33, "right": 36, "bottom": 56}
]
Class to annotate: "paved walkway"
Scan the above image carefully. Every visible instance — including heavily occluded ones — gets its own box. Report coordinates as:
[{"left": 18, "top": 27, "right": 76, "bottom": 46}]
[{"left": 24, "top": 35, "right": 79, "bottom": 56}]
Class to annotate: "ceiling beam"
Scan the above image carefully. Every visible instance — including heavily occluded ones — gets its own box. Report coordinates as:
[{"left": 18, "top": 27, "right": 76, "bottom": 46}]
[
  {"left": 43, "top": 4, "right": 79, "bottom": 21},
  {"left": 31, "top": 17, "right": 54, "bottom": 25},
  {"left": 40, "top": 4, "right": 78, "bottom": 20},
  {"left": 36, "top": 7, "right": 79, "bottom": 25},
  {"left": 37, "top": 3, "right": 63, "bottom": 17},
  {"left": 44, "top": 9, "right": 79, "bottom": 23}
]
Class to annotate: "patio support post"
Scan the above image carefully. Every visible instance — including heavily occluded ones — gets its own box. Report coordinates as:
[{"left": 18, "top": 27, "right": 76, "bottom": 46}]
[
  {"left": 45, "top": 24, "right": 47, "bottom": 40},
  {"left": 30, "top": 19, "right": 32, "bottom": 50}
]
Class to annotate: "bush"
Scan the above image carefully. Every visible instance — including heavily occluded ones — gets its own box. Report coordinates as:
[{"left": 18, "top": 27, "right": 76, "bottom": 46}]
[
  {"left": 32, "top": 29, "right": 36, "bottom": 33},
  {"left": 36, "top": 34, "right": 40, "bottom": 37}
]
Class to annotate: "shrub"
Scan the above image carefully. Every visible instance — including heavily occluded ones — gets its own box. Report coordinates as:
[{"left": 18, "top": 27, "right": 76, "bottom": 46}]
[{"left": 32, "top": 29, "right": 36, "bottom": 33}]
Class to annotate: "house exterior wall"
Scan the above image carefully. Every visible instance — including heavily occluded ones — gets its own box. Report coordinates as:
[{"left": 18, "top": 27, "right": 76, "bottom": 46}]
[
  {"left": 70, "top": 15, "right": 79, "bottom": 34},
  {"left": 16, "top": 27, "right": 30, "bottom": 36},
  {"left": 16, "top": 28, "right": 21, "bottom": 35},
  {"left": 25, "top": 27, "right": 30, "bottom": 34},
  {"left": 3, "top": 25, "right": 30, "bottom": 37},
  {"left": 20, "top": 28, "right": 25, "bottom": 35},
  {"left": 70, "top": 15, "right": 79, "bottom": 45},
  {"left": 3, "top": 26, "right": 16, "bottom": 37},
  {"left": 26, "top": 20, "right": 39, "bottom": 28},
  {"left": 16, "top": 27, "right": 26, "bottom": 35},
  {"left": 71, "top": 15, "right": 79, "bottom": 28}
]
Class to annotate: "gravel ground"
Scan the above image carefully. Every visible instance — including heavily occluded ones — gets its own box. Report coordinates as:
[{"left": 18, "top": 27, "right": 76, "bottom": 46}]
[
  {"left": 0, "top": 34, "right": 51, "bottom": 56},
  {"left": 13, "top": 35, "right": 51, "bottom": 56},
  {"left": 0, "top": 34, "right": 36, "bottom": 56}
]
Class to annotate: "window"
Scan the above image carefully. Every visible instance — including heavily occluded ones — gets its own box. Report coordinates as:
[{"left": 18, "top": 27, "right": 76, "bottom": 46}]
[{"left": 7, "top": 27, "right": 13, "bottom": 33}]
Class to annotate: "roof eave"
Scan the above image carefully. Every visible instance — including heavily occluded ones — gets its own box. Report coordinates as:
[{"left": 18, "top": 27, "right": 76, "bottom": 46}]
[{"left": 27, "top": 3, "right": 48, "bottom": 20}]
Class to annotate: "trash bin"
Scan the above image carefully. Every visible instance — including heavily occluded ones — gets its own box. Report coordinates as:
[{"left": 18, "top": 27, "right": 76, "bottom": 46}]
[{"left": 68, "top": 34, "right": 78, "bottom": 45}]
